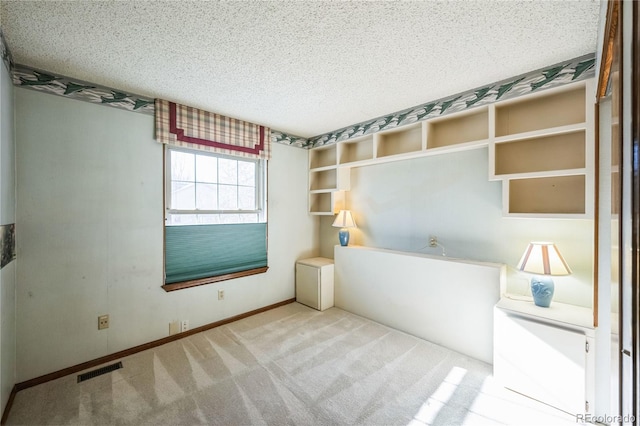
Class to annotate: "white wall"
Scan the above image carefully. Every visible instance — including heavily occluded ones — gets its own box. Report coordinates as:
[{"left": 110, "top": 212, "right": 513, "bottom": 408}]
[
  {"left": 334, "top": 245, "right": 505, "bottom": 364},
  {"left": 15, "top": 87, "right": 316, "bottom": 382},
  {"left": 0, "top": 59, "right": 16, "bottom": 413},
  {"left": 320, "top": 147, "right": 594, "bottom": 308}
]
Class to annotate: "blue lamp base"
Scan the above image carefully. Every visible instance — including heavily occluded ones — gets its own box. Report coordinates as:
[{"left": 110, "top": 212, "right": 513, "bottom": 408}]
[
  {"left": 338, "top": 228, "right": 350, "bottom": 246},
  {"left": 530, "top": 275, "right": 555, "bottom": 307}
]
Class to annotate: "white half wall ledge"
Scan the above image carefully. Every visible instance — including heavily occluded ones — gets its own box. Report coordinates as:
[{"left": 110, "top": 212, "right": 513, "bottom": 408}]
[{"left": 334, "top": 245, "right": 506, "bottom": 364}]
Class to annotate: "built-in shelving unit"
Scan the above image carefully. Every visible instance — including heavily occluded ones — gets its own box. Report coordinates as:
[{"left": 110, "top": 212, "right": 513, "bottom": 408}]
[
  {"left": 490, "top": 80, "right": 594, "bottom": 218},
  {"left": 309, "top": 190, "right": 345, "bottom": 216},
  {"left": 507, "top": 175, "right": 586, "bottom": 215},
  {"left": 493, "top": 130, "right": 586, "bottom": 176},
  {"left": 309, "top": 168, "right": 338, "bottom": 191},
  {"left": 427, "top": 107, "right": 489, "bottom": 149},
  {"left": 308, "top": 144, "right": 350, "bottom": 215},
  {"left": 337, "top": 135, "right": 374, "bottom": 165},
  {"left": 309, "top": 143, "right": 336, "bottom": 169},
  {"left": 307, "top": 79, "right": 594, "bottom": 217},
  {"left": 376, "top": 122, "right": 423, "bottom": 158},
  {"left": 494, "top": 85, "right": 585, "bottom": 136}
]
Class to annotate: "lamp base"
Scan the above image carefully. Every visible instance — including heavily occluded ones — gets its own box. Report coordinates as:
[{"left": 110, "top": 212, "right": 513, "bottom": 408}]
[
  {"left": 338, "top": 229, "right": 350, "bottom": 246},
  {"left": 530, "top": 275, "right": 555, "bottom": 308}
]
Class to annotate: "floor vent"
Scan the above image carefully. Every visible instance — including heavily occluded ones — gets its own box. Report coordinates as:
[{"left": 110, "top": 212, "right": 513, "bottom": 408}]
[{"left": 77, "top": 362, "right": 123, "bottom": 383}]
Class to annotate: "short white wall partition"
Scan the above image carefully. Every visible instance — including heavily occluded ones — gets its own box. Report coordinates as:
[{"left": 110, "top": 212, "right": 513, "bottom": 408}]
[{"left": 334, "top": 245, "right": 505, "bottom": 364}]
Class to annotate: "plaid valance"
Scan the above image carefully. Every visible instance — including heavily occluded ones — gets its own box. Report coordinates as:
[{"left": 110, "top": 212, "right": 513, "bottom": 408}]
[{"left": 155, "top": 99, "right": 271, "bottom": 160}]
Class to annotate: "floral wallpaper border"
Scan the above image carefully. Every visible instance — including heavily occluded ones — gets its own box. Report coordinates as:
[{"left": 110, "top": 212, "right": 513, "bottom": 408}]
[
  {"left": 10, "top": 61, "right": 310, "bottom": 148},
  {"left": 309, "top": 53, "right": 596, "bottom": 148},
  {"left": 0, "top": 29, "right": 13, "bottom": 74},
  {"left": 270, "top": 130, "right": 310, "bottom": 148},
  {"left": 0, "top": 30, "right": 15, "bottom": 270},
  {"left": 1, "top": 29, "right": 310, "bottom": 148},
  {"left": 12, "top": 63, "right": 157, "bottom": 115},
  {"left": 1, "top": 28, "right": 594, "bottom": 150},
  {"left": 0, "top": 223, "right": 15, "bottom": 269}
]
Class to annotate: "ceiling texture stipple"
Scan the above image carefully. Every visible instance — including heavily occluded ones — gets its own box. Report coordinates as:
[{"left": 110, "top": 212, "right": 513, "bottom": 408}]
[{"left": 1, "top": 0, "right": 600, "bottom": 138}]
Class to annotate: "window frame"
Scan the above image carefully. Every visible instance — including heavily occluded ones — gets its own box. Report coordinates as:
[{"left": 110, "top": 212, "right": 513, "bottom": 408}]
[
  {"left": 164, "top": 146, "right": 267, "bottom": 224},
  {"left": 162, "top": 146, "right": 269, "bottom": 292}
]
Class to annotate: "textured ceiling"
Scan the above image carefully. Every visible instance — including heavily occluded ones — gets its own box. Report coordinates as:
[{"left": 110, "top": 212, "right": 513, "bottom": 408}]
[{"left": 0, "top": 1, "right": 600, "bottom": 138}]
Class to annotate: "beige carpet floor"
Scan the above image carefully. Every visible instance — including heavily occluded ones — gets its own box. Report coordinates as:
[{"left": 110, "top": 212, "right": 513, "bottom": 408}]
[{"left": 6, "top": 303, "right": 576, "bottom": 425}]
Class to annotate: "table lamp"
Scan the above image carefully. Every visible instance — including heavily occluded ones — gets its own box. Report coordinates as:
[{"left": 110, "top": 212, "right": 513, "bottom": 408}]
[
  {"left": 332, "top": 210, "right": 356, "bottom": 246},
  {"left": 517, "top": 242, "right": 571, "bottom": 307}
]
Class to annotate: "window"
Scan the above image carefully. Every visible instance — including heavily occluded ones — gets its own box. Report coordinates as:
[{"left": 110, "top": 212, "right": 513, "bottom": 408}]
[
  {"left": 165, "top": 147, "right": 266, "bottom": 224},
  {"left": 163, "top": 146, "right": 268, "bottom": 291}
]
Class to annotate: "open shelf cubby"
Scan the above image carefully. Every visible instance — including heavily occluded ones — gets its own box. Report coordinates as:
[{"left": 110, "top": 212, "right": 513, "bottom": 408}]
[
  {"left": 338, "top": 136, "right": 374, "bottom": 165},
  {"left": 309, "top": 192, "right": 332, "bottom": 214},
  {"left": 309, "top": 191, "right": 344, "bottom": 215},
  {"left": 427, "top": 108, "right": 488, "bottom": 149},
  {"left": 508, "top": 175, "right": 586, "bottom": 215},
  {"left": 309, "top": 144, "right": 337, "bottom": 169},
  {"left": 376, "top": 123, "right": 423, "bottom": 158},
  {"left": 495, "top": 85, "right": 585, "bottom": 137},
  {"left": 309, "top": 168, "right": 337, "bottom": 191},
  {"left": 494, "top": 130, "right": 586, "bottom": 176}
]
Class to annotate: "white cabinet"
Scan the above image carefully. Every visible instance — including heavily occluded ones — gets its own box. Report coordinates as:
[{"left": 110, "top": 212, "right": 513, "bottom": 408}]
[
  {"left": 295, "top": 257, "right": 334, "bottom": 311},
  {"left": 493, "top": 298, "right": 595, "bottom": 415}
]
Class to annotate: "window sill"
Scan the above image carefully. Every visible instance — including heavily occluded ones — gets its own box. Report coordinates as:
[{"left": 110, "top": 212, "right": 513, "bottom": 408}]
[{"left": 162, "top": 266, "right": 269, "bottom": 292}]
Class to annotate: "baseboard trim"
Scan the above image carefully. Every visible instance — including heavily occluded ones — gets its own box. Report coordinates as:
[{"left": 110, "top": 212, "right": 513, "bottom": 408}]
[
  {"left": 1, "top": 385, "right": 18, "bottom": 425},
  {"left": 13, "top": 298, "right": 295, "bottom": 395}
]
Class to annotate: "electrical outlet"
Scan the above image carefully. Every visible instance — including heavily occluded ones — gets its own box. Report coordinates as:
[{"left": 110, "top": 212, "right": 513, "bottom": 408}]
[
  {"left": 218, "top": 289, "right": 224, "bottom": 300},
  {"left": 98, "top": 315, "right": 109, "bottom": 330},
  {"left": 180, "top": 319, "right": 189, "bottom": 332},
  {"left": 429, "top": 236, "right": 438, "bottom": 247}
]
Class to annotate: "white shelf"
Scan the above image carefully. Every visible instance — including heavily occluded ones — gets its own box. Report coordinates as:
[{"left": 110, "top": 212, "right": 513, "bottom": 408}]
[
  {"left": 493, "top": 122, "right": 587, "bottom": 144},
  {"left": 492, "top": 167, "right": 587, "bottom": 181},
  {"left": 493, "top": 79, "right": 594, "bottom": 218},
  {"left": 495, "top": 84, "right": 586, "bottom": 137},
  {"left": 427, "top": 107, "right": 489, "bottom": 149},
  {"left": 496, "top": 296, "right": 594, "bottom": 331},
  {"left": 308, "top": 190, "right": 345, "bottom": 215},
  {"left": 307, "top": 79, "right": 595, "bottom": 218},
  {"left": 376, "top": 122, "right": 423, "bottom": 158},
  {"left": 337, "top": 135, "right": 374, "bottom": 165},
  {"left": 308, "top": 165, "right": 337, "bottom": 173},
  {"left": 309, "top": 144, "right": 337, "bottom": 169},
  {"left": 504, "top": 174, "right": 587, "bottom": 215}
]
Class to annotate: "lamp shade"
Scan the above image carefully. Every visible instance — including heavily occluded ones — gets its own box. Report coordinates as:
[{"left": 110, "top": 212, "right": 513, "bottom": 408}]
[
  {"left": 332, "top": 210, "right": 356, "bottom": 228},
  {"left": 517, "top": 242, "right": 571, "bottom": 276}
]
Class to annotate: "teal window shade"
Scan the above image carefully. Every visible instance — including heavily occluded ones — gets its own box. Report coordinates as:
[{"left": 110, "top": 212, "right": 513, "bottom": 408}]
[{"left": 165, "top": 223, "right": 267, "bottom": 284}]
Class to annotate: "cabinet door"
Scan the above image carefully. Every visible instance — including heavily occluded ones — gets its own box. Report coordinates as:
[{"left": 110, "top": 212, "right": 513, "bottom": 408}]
[
  {"left": 494, "top": 310, "right": 586, "bottom": 415},
  {"left": 296, "top": 264, "right": 320, "bottom": 310},
  {"left": 318, "top": 264, "right": 334, "bottom": 311}
]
